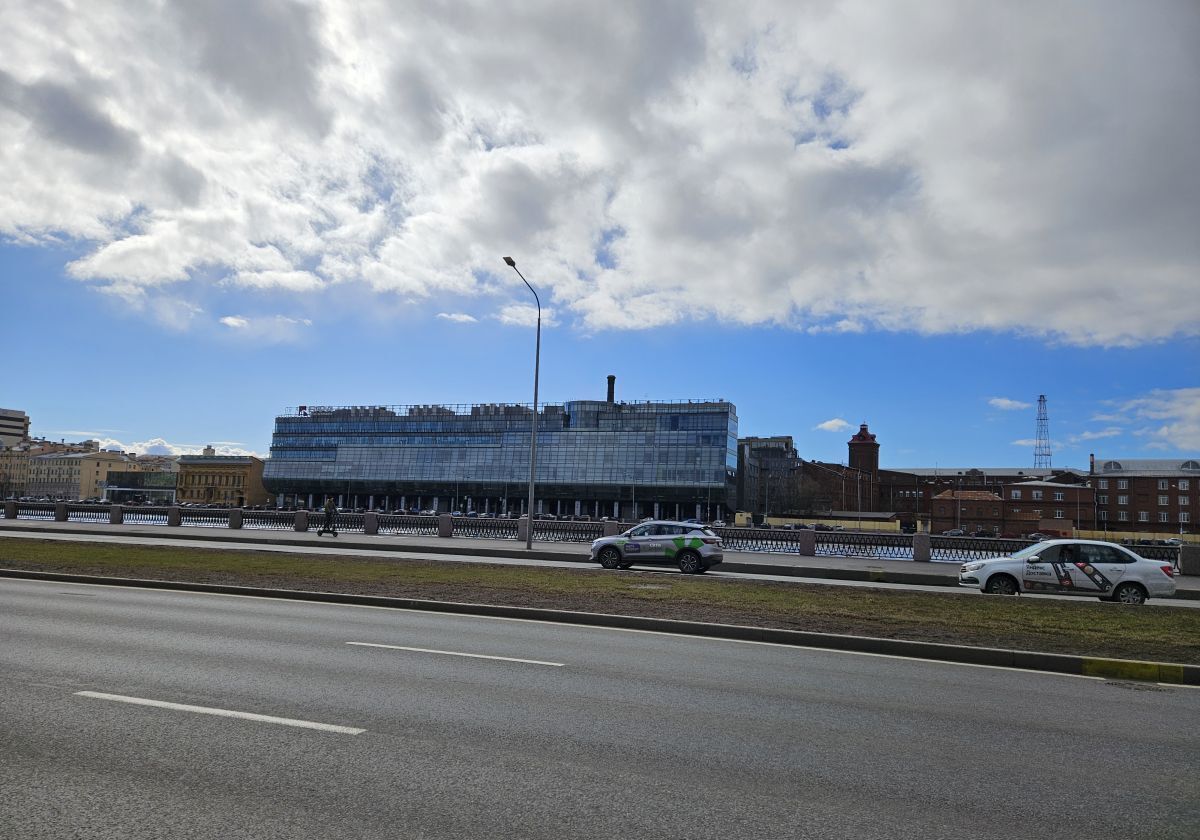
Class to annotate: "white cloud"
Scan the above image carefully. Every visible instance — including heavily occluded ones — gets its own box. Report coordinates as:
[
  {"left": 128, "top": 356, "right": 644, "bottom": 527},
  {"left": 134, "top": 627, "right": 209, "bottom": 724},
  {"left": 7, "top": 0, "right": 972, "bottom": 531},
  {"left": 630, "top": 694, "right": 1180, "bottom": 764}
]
[
  {"left": 436, "top": 312, "right": 478, "bottom": 323},
  {"left": 1010, "top": 438, "right": 1038, "bottom": 448},
  {"left": 1073, "top": 427, "right": 1122, "bottom": 442},
  {"left": 988, "top": 397, "right": 1032, "bottom": 411},
  {"left": 217, "top": 313, "right": 312, "bottom": 343},
  {"left": 0, "top": 2, "right": 1197, "bottom": 345},
  {"left": 808, "top": 319, "right": 865, "bottom": 335},
  {"left": 1119, "top": 388, "right": 1200, "bottom": 451},
  {"left": 95, "top": 437, "right": 263, "bottom": 458},
  {"left": 496, "top": 304, "right": 559, "bottom": 328},
  {"left": 814, "top": 418, "right": 851, "bottom": 432}
]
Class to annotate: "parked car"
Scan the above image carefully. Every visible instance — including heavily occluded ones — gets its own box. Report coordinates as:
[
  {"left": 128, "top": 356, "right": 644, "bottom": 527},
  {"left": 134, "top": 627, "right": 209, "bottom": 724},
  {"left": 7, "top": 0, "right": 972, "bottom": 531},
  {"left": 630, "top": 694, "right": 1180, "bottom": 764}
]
[
  {"left": 590, "top": 520, "right": 723, "bottom": 574},
  {"left": 942, "top": 528, "right": 966, "bottom": 536},
  {"left": 958, "top": 539, "right": 1175, "bottom": 604},
  {"left": 711, "top": 520, "right": 726, "bottom": 528}
]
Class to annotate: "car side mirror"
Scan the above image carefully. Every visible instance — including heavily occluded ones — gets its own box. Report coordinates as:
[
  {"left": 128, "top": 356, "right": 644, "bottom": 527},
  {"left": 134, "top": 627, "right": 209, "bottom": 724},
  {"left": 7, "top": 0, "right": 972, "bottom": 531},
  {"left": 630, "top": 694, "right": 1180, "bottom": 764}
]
[{"left": 1027, "top": 555, "right": 1041, "bottom": 563}]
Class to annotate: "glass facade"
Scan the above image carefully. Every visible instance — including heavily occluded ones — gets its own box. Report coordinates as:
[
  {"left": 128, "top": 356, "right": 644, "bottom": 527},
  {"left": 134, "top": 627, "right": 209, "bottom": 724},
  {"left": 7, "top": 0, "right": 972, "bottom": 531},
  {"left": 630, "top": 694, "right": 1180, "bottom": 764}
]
[{"left": 263, "top": 399, "right": 738, "bottom": 517}]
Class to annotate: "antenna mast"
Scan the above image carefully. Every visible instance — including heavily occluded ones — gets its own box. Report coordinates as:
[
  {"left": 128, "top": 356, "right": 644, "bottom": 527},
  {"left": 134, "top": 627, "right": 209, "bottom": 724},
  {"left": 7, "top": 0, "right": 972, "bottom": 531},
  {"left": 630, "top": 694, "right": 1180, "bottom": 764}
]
[{"left": 1034, "top": 395, "right": 1052, "bottom": 470}]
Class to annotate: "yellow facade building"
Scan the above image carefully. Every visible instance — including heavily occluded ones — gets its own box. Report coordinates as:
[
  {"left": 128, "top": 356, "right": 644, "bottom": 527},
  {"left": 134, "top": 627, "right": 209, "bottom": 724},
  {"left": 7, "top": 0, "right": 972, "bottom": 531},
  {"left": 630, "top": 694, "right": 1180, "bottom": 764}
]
[
  {"left": 26, "top": 451, "right": 134, "bottom": 500},
  {"left": 177, "top": 453, "right": 268, "bottom": 507},
  {"left": 1, "top": 446, "right": 32, "bottom": 498}
]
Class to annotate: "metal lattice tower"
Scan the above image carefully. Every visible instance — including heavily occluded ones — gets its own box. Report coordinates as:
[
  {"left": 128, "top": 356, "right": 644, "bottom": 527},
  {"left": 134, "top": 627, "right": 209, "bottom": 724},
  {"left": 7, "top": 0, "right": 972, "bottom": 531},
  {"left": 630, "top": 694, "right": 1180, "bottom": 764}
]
[{"left": 1034, "top": 395, "right": 1052, "bottom": 469}]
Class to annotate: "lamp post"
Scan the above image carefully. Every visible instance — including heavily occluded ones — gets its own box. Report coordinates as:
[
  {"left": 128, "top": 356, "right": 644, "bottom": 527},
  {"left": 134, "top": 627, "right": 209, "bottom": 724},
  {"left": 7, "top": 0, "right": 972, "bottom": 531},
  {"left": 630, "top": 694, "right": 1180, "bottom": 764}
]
[{"left": 503, "top": 257, "right": 541, "bottom": 550}]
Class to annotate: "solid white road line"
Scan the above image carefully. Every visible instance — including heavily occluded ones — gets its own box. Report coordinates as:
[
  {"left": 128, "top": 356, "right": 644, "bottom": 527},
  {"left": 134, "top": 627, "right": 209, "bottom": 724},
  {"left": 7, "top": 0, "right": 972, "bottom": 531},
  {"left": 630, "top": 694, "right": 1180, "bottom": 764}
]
[
  {"left": 346, "top": 641, "right": 564, "bottom": 667},
  {"left": 74, "top": 691, "right": 366, "bottom": 734}
]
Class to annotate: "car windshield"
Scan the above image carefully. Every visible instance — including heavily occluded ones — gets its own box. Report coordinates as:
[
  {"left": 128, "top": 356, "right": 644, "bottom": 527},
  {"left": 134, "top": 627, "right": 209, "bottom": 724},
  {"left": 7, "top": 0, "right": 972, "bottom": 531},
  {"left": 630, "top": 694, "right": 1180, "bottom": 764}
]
[{"left": 1009, "top": 543, "right": 1050, "bottom": 561}]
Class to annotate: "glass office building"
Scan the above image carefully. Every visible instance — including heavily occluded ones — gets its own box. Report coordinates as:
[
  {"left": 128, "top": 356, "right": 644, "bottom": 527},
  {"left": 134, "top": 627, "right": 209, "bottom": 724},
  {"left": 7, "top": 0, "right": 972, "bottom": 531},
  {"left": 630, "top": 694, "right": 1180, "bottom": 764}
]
[{"left": 263, "top": 396, "right": 738, "bottom": 520}]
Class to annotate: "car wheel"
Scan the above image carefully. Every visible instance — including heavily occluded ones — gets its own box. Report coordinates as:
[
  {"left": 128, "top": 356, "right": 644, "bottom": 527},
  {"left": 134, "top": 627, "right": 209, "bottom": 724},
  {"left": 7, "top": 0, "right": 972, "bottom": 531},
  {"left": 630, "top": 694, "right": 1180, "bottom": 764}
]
[
  {"left": 1112, "top": 582, "right": 1148, "bottom": 605},
  {"left": 677, "top": 550, "right": 703, "bottom": 574},
  {"left": 598, "top": 547, "right": 622, "bottom": 569},
  {"left": 984, "top": 574, "right": 1019, "bottom": 596}
]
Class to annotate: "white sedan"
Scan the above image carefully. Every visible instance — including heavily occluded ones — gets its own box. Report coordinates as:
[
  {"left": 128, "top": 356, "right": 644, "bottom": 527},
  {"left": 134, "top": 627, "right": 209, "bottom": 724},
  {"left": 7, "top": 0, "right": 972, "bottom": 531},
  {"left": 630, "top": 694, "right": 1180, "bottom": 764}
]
[{"left": 958, "top": 539, "right": 1176, "bottom": 604}]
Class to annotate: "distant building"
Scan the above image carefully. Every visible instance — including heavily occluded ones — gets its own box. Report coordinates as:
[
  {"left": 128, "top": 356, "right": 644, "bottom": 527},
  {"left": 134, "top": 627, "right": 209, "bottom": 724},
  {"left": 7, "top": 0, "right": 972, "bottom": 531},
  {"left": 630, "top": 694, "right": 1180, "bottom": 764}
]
[
  {"left": 177, "top": 452, "right": 268, "bottom": 507},
  {"left": 736, "top": 436, "right": 800, "bottom": 516},
  {"left": 0, "top": 445, "right": 31, "bottom": 497},
  {"left": 0, "top": 408, "right": 30, "bottom": 447},
  {"left": 931, "top": 490, "right": 1005, "bottom": 534},
  {"left": 26, "top": 450, "right": 133, "bottom": 500},
  {"left": 102, "top": 470, "right": 179, "bottom": 505},
  {"left": 1090, "top": 456, "right": 1200, "bottom": 535},
  {"left": 1002, "top": 479, "right": 1095, "bottom": 535},
  {"left": 263, "top": 379, "right": 738, "bottom": 519}
]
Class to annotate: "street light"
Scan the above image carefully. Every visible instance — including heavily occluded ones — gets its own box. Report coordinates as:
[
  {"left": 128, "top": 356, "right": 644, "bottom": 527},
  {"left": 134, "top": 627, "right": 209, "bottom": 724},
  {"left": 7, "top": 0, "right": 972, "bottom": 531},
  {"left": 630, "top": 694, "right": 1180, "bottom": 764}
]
[{"left": 503, "top": 256, "right": 541, "bottom": 550}]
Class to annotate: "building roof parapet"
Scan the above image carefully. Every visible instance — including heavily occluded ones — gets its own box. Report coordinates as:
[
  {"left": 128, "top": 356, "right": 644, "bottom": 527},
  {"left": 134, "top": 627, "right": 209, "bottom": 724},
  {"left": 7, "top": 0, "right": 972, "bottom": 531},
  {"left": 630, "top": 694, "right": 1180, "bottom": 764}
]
[
  {"left": 282, "top": 398, "right": 734, "bottom": 419},
  {"left": 1093, "top": 458, "right": 1200, "bottom": 475},
  {"left": 933, "top": 489, "right": 1004, "bottom": 501},
  {"left": 895, "top": 467, "right": 1085, "bottom": 478},
  {"left": 177, "top": 455, "right": 262, "bottom": 464}
]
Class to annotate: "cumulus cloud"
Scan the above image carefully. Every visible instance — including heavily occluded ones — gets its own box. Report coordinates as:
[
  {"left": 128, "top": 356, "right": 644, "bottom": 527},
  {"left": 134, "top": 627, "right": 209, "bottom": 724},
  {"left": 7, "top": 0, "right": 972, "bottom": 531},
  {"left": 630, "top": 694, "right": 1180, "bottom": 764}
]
[
  {"left": 815, "top": 418, "right": 851, "bottom": 432},
  {"left": 1073, "top": 427, "right": 1122, "bottom": 442},
  {"left": 1119, "top": 388, "right": 1200, "bottom": 451},
  {"left": 989, "top": 397, "right": 1032, "bottom": 411},
  {"left": 1, "top": 1, "right": 1197, "bottom": 345},
  {"left": 496, "top": 304, "right": 559, "bottom": 328},
  {"left": 436, "top": 312, "right": 478, "bottom": 323},
  {"left": 94, "top": 437, "right": 263, "bottom": 458},
  {"left": 217, "top": 313, "right": 312, "bottom": 343}
]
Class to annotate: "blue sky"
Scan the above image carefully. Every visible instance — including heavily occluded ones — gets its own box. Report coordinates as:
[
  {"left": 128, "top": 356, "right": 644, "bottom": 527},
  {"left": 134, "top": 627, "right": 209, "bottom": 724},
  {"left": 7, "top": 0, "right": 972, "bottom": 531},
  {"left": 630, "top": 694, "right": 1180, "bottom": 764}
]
[
  {"left": 1, "top": 2, "right": 1197, "bottom": 466},
  {"left": 3, "top": 240, "right": 1195, "bottom": 468}
]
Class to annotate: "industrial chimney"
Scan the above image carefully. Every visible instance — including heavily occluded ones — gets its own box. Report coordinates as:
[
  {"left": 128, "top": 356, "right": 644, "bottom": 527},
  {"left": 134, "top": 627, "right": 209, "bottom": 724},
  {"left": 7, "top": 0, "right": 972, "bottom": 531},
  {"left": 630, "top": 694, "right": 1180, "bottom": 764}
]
[{"left": 606, "top": 375, "right": 616, "bottom": 403}]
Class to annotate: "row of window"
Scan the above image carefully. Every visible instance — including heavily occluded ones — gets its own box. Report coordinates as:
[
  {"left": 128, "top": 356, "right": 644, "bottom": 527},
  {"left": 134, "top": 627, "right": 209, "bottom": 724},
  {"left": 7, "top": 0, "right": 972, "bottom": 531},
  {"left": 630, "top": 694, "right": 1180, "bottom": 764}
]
[
  {"left": 1098, "top": 510, "right": 1191, "bottom": 523},
  {"left": 1096, "top": 495, "right": 1190, "bottom": 506},
  {"left": 1096, "top": 478, "right": 1192, "bottom": 490},
  {"left": 1009, "top": 490, "right": 1071, "bottom": 501},
  {"left": 182, "top": 474, "right": 245, "bottom": 487}
]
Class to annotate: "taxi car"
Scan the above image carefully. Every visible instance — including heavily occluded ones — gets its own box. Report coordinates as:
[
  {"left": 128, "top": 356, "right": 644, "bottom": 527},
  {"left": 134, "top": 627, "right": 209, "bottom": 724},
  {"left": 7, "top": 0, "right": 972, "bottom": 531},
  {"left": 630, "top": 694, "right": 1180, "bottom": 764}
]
[
  {"left": 958, "top": 539, "right": 1176, "bottom": 604},
  {"left": 590, "top": 520, "right": 723, "bottom": 574}
]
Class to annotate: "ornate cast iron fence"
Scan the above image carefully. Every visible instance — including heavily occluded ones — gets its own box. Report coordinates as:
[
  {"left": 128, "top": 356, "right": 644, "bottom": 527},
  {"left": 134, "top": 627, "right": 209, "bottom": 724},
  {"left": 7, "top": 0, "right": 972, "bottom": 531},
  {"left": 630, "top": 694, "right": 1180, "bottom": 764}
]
[
  {"left": 453, "top": 517, "right": 520, "bottom": 540},
  {"left": 531, "top": 520, "right": 605, "bottom": 543},
  {"left": 180, "top": 508, "right": 232, "bottom": 528},
  {"left": 376, "top": 514, "right": 439, "bottom": 537}
]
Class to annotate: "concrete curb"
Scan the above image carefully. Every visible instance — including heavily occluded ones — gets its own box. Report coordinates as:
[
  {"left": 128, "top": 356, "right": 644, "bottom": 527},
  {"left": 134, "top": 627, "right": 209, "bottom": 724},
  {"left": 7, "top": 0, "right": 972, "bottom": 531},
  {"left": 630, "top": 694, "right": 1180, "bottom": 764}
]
[{"left": 3, "top": 567, "right": 1196, "bottom": 686}]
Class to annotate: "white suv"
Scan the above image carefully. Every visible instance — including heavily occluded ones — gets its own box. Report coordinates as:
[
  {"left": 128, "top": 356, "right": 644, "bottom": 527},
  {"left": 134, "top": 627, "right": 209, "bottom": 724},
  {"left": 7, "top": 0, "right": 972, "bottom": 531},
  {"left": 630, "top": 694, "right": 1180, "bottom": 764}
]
[
  {"left": 590, "top": 520, "right": 724, "bottom": 574},
  {"left": 958, "top": 539, "right": 1176, "bottom": 604}
]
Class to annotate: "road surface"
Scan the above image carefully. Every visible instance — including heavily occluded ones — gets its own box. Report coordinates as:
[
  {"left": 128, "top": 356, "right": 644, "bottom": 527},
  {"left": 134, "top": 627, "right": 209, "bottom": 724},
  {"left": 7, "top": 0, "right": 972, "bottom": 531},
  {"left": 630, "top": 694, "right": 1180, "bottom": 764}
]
[{"left": 2, "top": 578, "right": 1197, "bottom": 839}]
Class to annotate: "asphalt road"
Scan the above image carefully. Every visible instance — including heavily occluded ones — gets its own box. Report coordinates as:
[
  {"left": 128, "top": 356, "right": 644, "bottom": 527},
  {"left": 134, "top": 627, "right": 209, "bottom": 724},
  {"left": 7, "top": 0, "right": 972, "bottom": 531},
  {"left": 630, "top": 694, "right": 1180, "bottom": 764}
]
[{"left": 2, "top": 578, "right": 1197, "bottom": 840}]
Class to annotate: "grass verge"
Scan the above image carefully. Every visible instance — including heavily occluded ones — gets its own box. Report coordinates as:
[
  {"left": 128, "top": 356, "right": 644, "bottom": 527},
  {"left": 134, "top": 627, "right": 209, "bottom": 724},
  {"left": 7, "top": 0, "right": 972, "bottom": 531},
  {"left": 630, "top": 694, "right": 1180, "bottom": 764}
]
[{"left": 2, "top": 538, "right": 1197, "bottom": 664}]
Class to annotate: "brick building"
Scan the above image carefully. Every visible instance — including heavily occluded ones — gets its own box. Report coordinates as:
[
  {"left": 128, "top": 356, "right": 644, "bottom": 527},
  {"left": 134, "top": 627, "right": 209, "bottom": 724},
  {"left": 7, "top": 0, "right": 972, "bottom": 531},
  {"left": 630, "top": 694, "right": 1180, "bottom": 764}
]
[
  {"left": 930, "top": 490, "right": 1005, "bottom": 534},
  {"left": 1090, "top": 456, "right": 1199, "bottom": 536},
  {"left": 1002, "top": 479, "right": 1095, "bottom": 534}
]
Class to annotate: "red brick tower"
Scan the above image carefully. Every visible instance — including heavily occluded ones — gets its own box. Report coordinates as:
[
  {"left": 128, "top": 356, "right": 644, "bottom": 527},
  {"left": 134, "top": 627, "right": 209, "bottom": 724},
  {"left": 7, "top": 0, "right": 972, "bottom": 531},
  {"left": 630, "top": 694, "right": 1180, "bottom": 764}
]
[{"left": 848, "top": 423, "right": 879, "bottom": 477}]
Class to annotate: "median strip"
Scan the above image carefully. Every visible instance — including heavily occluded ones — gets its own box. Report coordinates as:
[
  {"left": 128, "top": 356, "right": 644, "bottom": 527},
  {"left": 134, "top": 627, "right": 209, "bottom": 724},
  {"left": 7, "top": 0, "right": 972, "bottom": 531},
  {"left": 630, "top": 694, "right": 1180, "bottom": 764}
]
[{"left": 74, "top": 691, "right": 366, "bottom": 734}]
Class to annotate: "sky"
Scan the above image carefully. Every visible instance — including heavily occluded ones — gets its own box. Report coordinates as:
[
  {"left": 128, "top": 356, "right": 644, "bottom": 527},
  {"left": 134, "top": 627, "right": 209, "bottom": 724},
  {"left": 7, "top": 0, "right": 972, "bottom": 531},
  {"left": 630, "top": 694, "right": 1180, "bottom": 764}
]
[{"left": 1, "top": 0, "right": 1197, "bottom": 469}]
